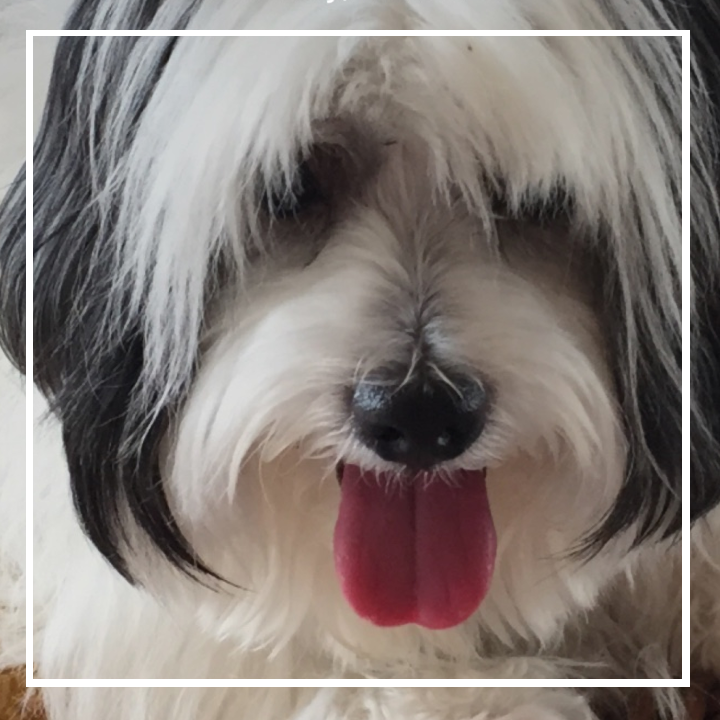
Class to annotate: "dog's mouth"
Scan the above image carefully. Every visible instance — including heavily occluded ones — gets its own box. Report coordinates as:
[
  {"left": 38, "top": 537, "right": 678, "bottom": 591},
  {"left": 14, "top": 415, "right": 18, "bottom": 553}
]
[{"left": 332, "top": 462, "right": 496, "bottom": 630}]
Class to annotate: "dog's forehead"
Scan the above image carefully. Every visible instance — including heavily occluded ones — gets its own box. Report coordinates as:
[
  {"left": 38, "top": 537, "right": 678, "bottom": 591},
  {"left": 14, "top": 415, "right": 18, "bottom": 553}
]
[
  {"left": 116, "top": 34, "right": 677, "bottom": 273},
  {"left": 295, "top": 37, "right": 542, "bottom": 136},
  {"left": 217, "top": 35, "right": 653, "bottom": 207}
]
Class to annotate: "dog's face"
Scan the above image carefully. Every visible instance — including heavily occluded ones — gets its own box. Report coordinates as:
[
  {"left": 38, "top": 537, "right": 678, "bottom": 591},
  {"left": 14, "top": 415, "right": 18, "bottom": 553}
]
[
  {"left": 6, "top": 8, "right": 717, "bottom": 663},
  {"left": 170, "top": 97, "right": 624, "bottom": 635},
  {"left": 146, "top": 36, "right": 656, "bottom": 649}
]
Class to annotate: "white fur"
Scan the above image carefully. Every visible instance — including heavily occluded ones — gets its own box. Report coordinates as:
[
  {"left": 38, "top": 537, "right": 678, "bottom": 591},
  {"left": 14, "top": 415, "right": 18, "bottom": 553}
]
[{"left": 0, "top": 1, "right": 717, "bottom": 720}]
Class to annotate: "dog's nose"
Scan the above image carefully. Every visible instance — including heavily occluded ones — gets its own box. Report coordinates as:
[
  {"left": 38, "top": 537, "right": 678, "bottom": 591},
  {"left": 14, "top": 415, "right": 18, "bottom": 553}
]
[{"left": 350, "top": 370, "right": 488, "bottom": 469}]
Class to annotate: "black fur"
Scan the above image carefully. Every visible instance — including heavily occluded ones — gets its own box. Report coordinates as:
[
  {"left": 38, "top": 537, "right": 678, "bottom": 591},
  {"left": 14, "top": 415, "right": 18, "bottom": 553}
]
[
  {"left": 590, "top": 231, "right": 683, "bottom": 548},
  {"left": 685, "top": 0, "right": 720, "bottom": 522},
  {"left": 0, "top": 0, "right": 216, "bottom": 584},
  {"left": 588, "top": 3, "right": 720, "bottom": 548}
]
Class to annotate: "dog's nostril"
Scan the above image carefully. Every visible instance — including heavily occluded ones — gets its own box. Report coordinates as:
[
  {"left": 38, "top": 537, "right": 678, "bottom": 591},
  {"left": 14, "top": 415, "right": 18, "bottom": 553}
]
[
  {"left": 351, "top": 368, "right": 488, "bottom": 469},
  {"left": 373, "top": 425, "right": 404, "bottom": 444}
]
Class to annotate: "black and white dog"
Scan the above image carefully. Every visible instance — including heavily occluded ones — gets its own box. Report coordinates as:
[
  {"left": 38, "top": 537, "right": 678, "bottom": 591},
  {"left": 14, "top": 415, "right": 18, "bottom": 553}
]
[{"left": 0, "top": 0, "right": 718, "bottom": 718}]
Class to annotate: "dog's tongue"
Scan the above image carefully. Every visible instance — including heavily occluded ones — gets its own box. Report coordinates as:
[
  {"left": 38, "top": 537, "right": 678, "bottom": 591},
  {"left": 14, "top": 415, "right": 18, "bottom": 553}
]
[{"left": 333, "top": 465, "right": 495, "bottom": 629}]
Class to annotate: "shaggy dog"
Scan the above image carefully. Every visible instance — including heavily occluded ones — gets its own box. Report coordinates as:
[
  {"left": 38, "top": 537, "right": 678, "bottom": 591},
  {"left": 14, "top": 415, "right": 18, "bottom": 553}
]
[{"left": 0, "top": 0, "right": 718, "bottom": 719}]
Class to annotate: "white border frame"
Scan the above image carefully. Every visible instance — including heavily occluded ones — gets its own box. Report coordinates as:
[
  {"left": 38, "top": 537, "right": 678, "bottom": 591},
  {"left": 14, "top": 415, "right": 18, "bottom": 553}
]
[{"left": 25, "top": 28, "right": 691, "bottom": 688}]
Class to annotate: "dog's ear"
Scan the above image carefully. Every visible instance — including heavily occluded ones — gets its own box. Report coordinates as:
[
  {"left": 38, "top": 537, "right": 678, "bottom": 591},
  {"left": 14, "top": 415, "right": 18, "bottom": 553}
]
[
  {"left": 588, "top": 223, "right": 683, "bottom": 550},
  {"left": 588, "top": 17, "right": 720, "bottom": 550},
  {"left": 688, "top": 0, "right": 720, "bottom": 521},
  {"left": 4, "top": 20, "right": 216, "bottom": 583}
]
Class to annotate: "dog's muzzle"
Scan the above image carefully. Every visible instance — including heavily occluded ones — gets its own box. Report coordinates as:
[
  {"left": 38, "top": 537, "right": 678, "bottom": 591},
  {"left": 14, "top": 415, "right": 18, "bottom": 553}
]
[{"left": 334, "top": 365, "right": 496, "bottom": 630}]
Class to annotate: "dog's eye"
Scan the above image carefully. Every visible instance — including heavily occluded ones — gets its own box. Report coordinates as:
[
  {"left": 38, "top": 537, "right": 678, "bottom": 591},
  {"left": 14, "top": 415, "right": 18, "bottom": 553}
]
[
  {"left": 264, "top": 160, "right": 323, "bottom": 220},
  {"left": 489, "top": 183, "right": 572, "bottom": 225}
]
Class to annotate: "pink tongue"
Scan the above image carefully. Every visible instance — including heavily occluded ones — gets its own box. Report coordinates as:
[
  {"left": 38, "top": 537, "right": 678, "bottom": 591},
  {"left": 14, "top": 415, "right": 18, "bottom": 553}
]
[{"left": 333, "top": 465, "right": 496, "bottom": 630}]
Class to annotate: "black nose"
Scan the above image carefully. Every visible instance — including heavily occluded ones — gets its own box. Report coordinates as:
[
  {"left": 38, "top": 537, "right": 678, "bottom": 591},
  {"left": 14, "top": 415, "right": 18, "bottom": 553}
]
[{"left": 350, "top": 369, "right": 488, "bottom": 469}]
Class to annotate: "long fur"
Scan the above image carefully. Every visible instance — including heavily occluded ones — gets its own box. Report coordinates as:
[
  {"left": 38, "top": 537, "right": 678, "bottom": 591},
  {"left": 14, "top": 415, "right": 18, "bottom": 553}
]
[{"left": 0, "top": 0, "right": 718, "bottom": 719}]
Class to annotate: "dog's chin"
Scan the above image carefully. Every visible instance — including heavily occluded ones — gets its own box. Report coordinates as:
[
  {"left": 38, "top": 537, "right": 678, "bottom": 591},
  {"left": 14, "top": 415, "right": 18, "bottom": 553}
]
[{"left": 160, "top": 442, "right": 626, "bottom": 662}]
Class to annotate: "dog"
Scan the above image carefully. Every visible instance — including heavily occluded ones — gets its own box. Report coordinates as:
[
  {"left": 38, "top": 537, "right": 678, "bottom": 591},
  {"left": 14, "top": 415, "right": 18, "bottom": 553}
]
[{"left": 0, "top": 0, "right": 719, "bottom": 718}]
